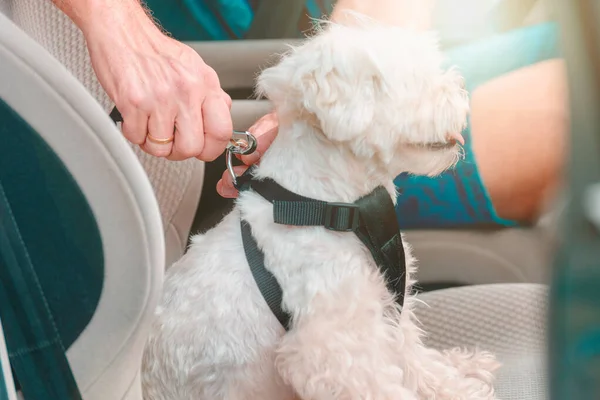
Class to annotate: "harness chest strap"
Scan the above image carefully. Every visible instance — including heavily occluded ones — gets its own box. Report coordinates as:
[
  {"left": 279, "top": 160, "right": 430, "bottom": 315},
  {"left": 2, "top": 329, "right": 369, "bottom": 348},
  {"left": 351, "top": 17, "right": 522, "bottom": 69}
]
[{"left": 236, "top": 171, "right": 407, "bottom": 331}]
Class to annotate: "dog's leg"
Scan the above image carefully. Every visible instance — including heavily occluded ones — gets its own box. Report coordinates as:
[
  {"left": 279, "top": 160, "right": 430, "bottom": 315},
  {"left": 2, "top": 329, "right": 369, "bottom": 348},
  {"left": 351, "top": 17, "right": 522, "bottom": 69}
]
[
  {"left": 399, "top": 339, "right": 500, "bottom": 400},
  {"left": 274, "top": 272, "right": 418, "bottom": 400}
]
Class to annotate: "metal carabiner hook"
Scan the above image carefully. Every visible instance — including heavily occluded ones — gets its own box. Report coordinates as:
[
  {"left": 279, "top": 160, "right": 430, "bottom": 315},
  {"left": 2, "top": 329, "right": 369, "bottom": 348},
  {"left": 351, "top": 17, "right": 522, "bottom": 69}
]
[
  {"left": 112, "top": 106, "right": 257, "bottom": 188},
  {"left": 226, "top": 131, "right": 257, "bottom": 187}
]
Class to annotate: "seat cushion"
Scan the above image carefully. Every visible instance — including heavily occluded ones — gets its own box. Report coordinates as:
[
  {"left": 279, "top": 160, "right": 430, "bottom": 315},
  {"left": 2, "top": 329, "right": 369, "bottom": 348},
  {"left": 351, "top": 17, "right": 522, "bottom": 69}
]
[{"left": 415, "top": 283, "right": 548, "bottom": 400}]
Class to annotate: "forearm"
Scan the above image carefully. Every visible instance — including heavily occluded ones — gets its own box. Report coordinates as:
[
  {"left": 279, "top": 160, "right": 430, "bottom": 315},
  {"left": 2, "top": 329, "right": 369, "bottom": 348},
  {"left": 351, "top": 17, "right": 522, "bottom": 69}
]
[
  {"left": 51, "top": 0, "right": 153, "bottom": 36},
  {"left": 330, "top": 0, "right": 435, "bottom": 30}
]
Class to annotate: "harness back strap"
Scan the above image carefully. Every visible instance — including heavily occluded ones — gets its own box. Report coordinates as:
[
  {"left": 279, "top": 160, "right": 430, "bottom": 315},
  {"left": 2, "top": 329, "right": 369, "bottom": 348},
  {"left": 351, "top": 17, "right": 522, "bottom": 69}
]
[{"left": 237, "top": 172, "right": 406, "bottom": 330}]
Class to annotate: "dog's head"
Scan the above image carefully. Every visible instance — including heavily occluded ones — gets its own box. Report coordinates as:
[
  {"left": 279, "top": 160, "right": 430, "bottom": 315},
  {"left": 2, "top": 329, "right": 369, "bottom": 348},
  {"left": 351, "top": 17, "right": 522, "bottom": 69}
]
[{"left": 257, "top": 19, "right": 469, "bottom": 179}]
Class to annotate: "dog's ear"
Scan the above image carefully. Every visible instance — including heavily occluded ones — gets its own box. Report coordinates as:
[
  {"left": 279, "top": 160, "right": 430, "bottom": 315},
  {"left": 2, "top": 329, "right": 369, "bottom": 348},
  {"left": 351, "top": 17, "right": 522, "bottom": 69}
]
[{"left": 256, "top": 27, "right": 383, "bottom": 144}]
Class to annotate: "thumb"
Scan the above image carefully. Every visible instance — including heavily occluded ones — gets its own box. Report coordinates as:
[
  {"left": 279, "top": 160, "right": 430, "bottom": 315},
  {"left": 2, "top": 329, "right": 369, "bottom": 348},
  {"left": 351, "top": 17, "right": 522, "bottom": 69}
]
[{"left": 240, "top": 112, "right": 279, "bottom": 165}]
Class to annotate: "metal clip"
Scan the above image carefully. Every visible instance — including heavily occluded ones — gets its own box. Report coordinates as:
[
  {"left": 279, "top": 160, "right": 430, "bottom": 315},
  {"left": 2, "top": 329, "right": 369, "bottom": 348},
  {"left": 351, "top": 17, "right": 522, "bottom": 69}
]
[{"left": 226, "top": 131, "right": 257, "bottom": 187}]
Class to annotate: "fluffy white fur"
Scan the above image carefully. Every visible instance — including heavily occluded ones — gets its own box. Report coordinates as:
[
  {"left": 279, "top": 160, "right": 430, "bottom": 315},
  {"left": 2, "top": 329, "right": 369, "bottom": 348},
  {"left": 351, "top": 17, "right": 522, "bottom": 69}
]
[{"left": 142, "top": 18, "right": 499, "bottom": 400}]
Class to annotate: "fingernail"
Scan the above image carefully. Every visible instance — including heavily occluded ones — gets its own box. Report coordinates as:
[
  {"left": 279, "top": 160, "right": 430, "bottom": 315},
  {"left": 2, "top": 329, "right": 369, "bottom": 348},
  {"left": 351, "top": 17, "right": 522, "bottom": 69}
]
[{"left": 220, "top": 185, "right": 238, "bottom": 198}]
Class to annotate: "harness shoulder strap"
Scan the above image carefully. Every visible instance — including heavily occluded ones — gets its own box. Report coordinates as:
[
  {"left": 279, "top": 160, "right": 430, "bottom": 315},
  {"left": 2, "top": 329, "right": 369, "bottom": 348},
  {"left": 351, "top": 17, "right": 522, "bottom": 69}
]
[
  {"left": 264, "top": 183, "right": 407, "bottom": 304},
  {"left": 240, "top": 220, "right": 291, "bottom": 329},
  {"left": 237, "top": 173, "right": 407, "bottom": 330}
]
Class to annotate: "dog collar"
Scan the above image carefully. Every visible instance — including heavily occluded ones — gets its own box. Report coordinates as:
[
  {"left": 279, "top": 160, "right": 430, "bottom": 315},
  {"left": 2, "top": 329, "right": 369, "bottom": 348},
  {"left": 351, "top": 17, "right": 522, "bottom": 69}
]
[{"left": 235, "top": 167, "right": 407, "bottom": 330}]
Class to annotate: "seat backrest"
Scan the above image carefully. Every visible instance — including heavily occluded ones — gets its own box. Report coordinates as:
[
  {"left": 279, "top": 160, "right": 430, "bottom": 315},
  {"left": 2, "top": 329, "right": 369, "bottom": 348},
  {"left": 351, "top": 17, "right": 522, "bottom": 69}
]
[
  {"left": 0, "top": 11, "right": 164, "bottom": 400},
  {"left": 5, "top": 0, "right": 204, "bottom": 268}
]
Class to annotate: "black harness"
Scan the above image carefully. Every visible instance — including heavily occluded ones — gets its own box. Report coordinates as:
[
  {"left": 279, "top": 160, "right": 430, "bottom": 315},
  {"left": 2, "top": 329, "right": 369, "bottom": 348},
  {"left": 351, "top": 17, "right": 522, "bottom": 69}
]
[
  {"left": 235, "top": 168, "right": 407, "bottom": 330},
  {"left": 107, "top": 107, "right": 407, "bottom": 330}
]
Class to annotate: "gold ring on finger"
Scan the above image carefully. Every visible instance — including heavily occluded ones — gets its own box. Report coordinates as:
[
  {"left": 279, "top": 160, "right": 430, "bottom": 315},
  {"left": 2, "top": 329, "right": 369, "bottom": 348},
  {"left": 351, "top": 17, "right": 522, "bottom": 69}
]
[{"left": 147, "top": 133, "right": 174, "bottom": 145}]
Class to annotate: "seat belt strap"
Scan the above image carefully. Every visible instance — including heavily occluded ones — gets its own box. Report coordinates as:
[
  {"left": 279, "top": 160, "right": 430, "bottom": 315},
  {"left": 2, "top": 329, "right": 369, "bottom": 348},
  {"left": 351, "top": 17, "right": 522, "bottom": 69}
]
[{"left": 0, "top": 181, "right": 82, "bottom": 400}]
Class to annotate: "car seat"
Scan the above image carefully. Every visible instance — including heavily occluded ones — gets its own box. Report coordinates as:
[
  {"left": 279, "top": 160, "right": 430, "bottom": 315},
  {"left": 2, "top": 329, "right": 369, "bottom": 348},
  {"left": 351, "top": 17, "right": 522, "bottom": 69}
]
[
  {"left": 0, "top": 11, "right": 164, "bottom": 399},
  {"left": 416, "top": 283, "right": 548, "bottom": 399},
  {"left": 2, "top": 0, "right": 206, "bottom": 268}
]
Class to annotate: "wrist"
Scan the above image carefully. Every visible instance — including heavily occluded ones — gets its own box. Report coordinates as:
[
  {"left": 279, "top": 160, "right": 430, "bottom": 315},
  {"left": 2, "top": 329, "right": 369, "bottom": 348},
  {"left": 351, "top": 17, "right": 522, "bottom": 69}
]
[{"left": 72, "top": 0, "right": 159, "bottom": 39}]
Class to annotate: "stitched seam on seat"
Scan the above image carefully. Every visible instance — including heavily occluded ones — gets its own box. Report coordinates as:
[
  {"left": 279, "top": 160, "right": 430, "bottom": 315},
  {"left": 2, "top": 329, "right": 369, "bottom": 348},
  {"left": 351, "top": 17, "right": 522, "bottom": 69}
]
[
  {"left": 0, "top": 183, "right": 66, "bottom": 353},
  {"left": 8, "top": 337, "right": 61, "bottom": 358}
]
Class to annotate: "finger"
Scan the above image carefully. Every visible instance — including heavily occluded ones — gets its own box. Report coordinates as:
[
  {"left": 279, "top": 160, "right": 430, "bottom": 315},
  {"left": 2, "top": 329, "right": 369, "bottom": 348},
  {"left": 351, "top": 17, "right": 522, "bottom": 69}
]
[
  {"left": 144, "top": 110, "right": 176, "bottom": 157},
  {"left": 217, "top": 164, "right": 249, "bottom": 198},
  {"left": 197, "top": 94, "right": 233, "bottom": 162},
  {"left": 216, "top": 179, "right": 238, "bottom": 199},
  {"left": 120, "top": 108, "right": 149, "bottom": 145},
  {"left": 240, "top": 125, "right": 278, "bottom": 165},
  {"left": 167, "top": 107, "right": 205, "bottom": 161}
]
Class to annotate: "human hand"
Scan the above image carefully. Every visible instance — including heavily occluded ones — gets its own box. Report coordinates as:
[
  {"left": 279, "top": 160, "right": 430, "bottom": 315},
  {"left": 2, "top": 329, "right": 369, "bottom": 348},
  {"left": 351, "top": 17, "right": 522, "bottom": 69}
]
[
  {"left": 216, "top": 112, "right": 279, "bottom": 198},
  {"left": 80, "top": 1, "right": 232, "bottom": 160}
]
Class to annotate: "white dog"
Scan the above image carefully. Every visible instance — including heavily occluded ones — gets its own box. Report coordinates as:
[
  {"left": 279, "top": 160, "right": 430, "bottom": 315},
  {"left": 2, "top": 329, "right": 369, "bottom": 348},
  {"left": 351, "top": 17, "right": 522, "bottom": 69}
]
[{"left": 142, "top": 17, "right": 500, "bottom": 400}]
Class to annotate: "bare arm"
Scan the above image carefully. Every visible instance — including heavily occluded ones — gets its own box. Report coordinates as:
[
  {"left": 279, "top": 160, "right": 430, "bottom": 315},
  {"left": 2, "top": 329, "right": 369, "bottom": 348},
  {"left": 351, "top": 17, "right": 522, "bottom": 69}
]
[
  {"left": 50, "top": 0, "right": 152, "bottom": 35},
  {"left": 330, "top": 0, "right": 435, "bottom": 30},
  {"left": 50, "top": 0, "right": 233, "bottom": 161}
]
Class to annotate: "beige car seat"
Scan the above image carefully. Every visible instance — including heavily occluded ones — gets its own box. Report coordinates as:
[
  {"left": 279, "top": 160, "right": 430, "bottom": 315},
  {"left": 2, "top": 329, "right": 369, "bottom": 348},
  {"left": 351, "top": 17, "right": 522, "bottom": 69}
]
[
  {"left": 0, "top": 10, "right": 164, "bottom": 399},
  {"left": 2, "top": 0, "right": 205, "bottom": 268},
  {"left": 416, "top": 283, "right": 548, "bottom": 399}
]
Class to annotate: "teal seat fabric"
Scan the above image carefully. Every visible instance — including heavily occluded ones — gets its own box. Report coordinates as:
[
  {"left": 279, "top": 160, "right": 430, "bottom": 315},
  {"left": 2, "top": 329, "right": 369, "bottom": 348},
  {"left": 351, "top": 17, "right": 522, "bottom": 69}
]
[
  {"left": 0, "top": 341, "right": 9, "bottom": 400},
  {"left": 0, "top": 98, "right": 103, "bottom": 397},
  {"left": 0, "top": 378, "right": 7, "bottom": 400}
]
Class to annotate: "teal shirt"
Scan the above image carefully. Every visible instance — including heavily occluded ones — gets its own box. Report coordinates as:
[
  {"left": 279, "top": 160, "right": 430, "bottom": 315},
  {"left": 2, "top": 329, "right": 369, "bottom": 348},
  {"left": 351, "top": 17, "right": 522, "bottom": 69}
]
[{"left": 144, "top": 0, "right": 335, "bottom": 41}]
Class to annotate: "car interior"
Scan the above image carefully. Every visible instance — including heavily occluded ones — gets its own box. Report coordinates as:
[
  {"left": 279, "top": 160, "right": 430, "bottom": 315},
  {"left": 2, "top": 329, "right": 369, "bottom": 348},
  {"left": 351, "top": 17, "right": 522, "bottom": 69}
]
[{"left": 0, "top": 0, "right": 596, "bottom": 399}]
